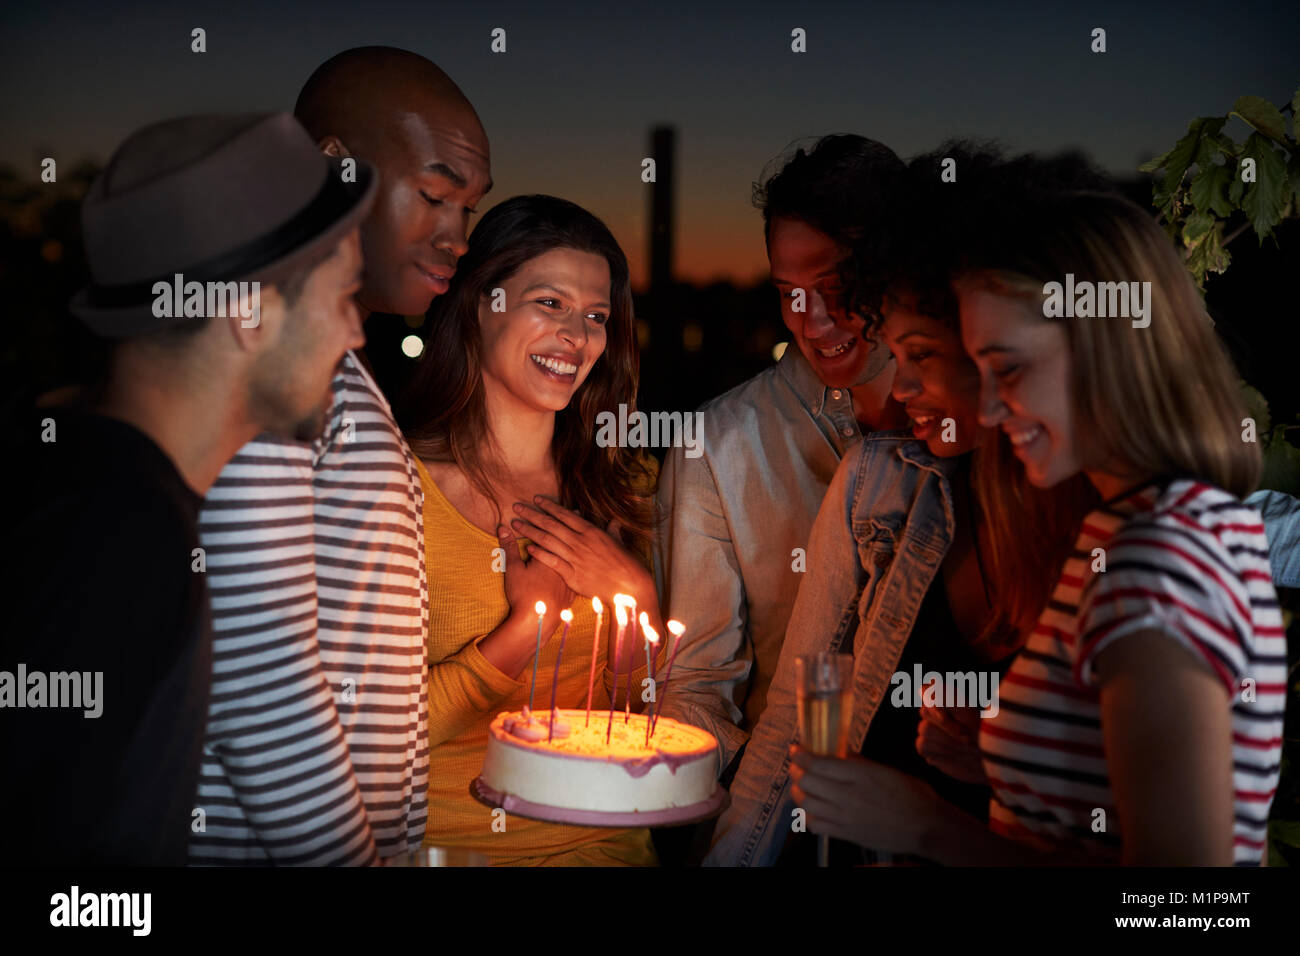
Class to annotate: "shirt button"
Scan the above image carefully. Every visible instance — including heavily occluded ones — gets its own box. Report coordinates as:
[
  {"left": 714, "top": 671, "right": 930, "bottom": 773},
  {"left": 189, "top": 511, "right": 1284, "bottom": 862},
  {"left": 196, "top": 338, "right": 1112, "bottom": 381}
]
[
  {"left": 831, "top": 389, "right": 842, "bottom": 400},
  {"left": 841, "top": 426, "right": 854, "bottom": 437}
]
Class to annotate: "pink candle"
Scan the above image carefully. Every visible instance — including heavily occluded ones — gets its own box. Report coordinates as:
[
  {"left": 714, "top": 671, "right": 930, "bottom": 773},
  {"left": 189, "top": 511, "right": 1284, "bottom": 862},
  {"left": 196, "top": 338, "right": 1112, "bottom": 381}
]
[
  {"left": 639, "top": 611, "right": 656, "bottom": 685},
  {"left": 607, "top": 597, "right": 631, "bottom": 745},
  {"left": 527, "top": 601, "right": 546, "bottom": 718},
  {"left": 623, "top": 597, "right": 638, "bottom": 723},
  {"left": 585, "top": 597, "right": 604, "bottom": 727},
  {"left": 640, "top": 618, "right": 659, "bottom": 748},
  {"left": 548, "top": 608, "right": 573, "bottom": 742},
  {"left": 650, "top": 619, "right": 685, "bottom": 737}
]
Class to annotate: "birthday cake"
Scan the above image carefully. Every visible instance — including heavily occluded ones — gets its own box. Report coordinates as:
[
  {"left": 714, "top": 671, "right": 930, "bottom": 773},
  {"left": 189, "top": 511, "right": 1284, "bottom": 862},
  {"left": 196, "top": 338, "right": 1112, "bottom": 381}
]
[{"left": 474, "top": 708, "right": 725, "bottom": 826}]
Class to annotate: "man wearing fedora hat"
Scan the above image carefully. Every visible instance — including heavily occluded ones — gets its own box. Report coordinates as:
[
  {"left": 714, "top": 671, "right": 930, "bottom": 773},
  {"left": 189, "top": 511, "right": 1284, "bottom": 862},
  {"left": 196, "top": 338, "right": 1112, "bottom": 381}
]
[
  {"left": 0, "top": 112, "right": 376, "bottom": 865},
  {"left": 188, "top": 47, "right": 492, "bottom": 865}
]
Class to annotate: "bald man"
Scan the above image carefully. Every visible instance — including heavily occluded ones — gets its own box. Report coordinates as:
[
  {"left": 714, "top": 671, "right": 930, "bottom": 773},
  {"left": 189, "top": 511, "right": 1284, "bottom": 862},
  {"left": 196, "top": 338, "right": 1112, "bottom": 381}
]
[{"left": 190, "top": 47, "right": 491, "bottom": 865}]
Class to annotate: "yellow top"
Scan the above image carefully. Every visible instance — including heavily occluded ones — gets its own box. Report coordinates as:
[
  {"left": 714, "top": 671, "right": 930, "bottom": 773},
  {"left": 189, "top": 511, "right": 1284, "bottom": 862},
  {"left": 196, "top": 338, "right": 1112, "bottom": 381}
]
[{"left": 417, "top": 456, "right": 659, "bottom": 866}]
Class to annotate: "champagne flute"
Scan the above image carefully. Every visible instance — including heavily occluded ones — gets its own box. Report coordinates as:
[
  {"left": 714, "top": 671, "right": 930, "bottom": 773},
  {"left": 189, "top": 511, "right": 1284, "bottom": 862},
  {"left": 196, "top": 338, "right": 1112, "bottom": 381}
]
[{"left": 795, "top": 653, "right": 853, "bottom": 867}]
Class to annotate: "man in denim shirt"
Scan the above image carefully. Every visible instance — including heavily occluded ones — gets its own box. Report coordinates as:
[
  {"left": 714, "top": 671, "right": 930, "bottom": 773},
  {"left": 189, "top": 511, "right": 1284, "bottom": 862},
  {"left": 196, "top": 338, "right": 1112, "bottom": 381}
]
[{"left": 654, "top": 136, "right": 907, "bottom": 773}]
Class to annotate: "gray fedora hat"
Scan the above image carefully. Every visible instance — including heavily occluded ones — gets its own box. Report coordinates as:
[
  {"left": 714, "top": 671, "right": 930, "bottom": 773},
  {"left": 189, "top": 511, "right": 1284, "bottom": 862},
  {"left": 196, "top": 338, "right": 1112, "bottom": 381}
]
[{"left": 70, "top": 112, "right": 377, "bottom": 337}]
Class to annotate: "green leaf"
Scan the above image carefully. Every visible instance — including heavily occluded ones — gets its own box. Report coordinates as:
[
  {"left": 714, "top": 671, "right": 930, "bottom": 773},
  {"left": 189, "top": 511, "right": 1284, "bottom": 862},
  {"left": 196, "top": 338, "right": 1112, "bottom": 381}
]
[
  {"left": 1240, "top": 132, "right": 1288, "bottom": 241},
  {"left": 1138, "top": 148, "right": 1172, "bottom": 174},
  {"left": 1185, "top": 223, "right": 1230, "bottom": 287},
  {"left": 1232, "top": 95, "right": 1288, "bottom": 144},
  {"left": 1193, "top": 122, "right": 1232, "bottom": 170},
  {"left": 1189, "top": 162, "right": 1234, "bottom": 218},
  {"left": 1229, "top": 175, "right": 1245, "bottom": 204},
  {"left": 1161, "top": 118, "right": 1222, "bottom": 195},
  {"left": 1182, "top": 209, "right": 1215, "bottom": 244},
  {"left": 1152, "top": 177, "right": 1177, "bottom": 218}
]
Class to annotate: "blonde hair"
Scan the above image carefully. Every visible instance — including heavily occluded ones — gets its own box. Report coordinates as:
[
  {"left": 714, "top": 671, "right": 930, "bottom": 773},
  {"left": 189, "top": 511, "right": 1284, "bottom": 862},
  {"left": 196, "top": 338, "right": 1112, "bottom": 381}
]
[{"left": 958, "top": 192, "right": 1259, "bottom": 499}]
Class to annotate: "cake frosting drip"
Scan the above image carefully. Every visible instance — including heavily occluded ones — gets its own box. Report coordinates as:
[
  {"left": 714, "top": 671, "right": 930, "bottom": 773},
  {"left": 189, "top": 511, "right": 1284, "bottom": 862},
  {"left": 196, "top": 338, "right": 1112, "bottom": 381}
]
[
  {"left": 494, "top": 709, "right": 712, "bottom": 778},
  {"left": 503, "top": 707, "right": 570, "bottom": 741}
]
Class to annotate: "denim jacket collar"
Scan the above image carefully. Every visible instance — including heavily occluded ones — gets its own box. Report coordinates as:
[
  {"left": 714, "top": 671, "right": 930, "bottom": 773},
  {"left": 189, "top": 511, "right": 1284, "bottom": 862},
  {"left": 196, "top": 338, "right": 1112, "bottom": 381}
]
[{"left": 705, "top": 436, "right": 968, "bottom": 866}]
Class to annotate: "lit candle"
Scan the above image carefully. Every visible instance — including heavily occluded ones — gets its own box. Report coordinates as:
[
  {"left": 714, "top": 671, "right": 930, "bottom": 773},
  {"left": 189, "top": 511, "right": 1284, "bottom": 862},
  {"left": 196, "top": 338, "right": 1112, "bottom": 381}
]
[
  {"left": 548, "top": 608, "right": 573, "bottom": 742},
  {"left": 623, "top": 596, "right": 638, "bottom": 723},
  {"left": 608, "top": 596, "right": 632, "bottom": 745},
  {"left": 527, "top": 600, "right": 546, "bottom": 718},
  {"left": 650, "top": 619, "right": 685, "bottom": 737},
  {"left": 640, "top": 618, "right": 659, "bottom": 748},
  {"left": 585, "top": 596, "right": 603, "bottom": 727}
]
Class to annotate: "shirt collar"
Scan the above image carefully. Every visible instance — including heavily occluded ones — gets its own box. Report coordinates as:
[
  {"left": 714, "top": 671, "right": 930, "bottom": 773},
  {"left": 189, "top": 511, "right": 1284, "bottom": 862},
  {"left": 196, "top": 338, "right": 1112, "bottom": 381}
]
[
  {"left": 776, "top": 345, "right": 833, "bottom": 417},
  {"left": 894, "top": 434, "right": 963, "bottom": 479},
  {"left": 1094, "top": 478, "right": 1165, "bottom": 520}
]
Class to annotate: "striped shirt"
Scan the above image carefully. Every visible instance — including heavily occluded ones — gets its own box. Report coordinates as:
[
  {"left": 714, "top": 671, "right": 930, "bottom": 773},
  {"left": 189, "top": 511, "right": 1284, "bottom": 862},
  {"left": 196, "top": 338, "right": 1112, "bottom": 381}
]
[
  {"left": 189, "top": 351, "right": 429, "bottom": 865},
  {"left": 979, "top": 479, "right": 1285, "bottom": 865}
]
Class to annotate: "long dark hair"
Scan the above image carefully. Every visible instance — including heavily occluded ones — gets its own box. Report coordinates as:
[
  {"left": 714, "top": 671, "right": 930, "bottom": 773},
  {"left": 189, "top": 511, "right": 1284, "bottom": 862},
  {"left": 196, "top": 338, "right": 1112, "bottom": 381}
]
[{"left": 397, "top": 195, "right": 655, "bottom": 556}]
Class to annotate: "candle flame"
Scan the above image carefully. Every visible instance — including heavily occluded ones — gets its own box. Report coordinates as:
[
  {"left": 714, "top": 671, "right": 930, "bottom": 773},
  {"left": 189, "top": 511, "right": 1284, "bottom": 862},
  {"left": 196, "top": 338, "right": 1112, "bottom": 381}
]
[
  {"left": 614, "top": 602, "right": 628, "bottom": 627},
  {"left": 667, "top": 620, "right": 685, "bottom": 638},
  {"left": 612, "top": 593, "right": 635, "bottom": 609},
  {"left": 560, "top": 608, "right": 573, "bottom": 623},
  {"left": 638, "top": 611, "right": 649, "bottom": 629},
  {"left": 643, "top": 621, "right": 659, "bottom": 645},
  {"left": 591, "top": 596, "right": 603, "bottom": 614},
  {"left": 534, "top": 601, "right": 546, "bottom": 615}
]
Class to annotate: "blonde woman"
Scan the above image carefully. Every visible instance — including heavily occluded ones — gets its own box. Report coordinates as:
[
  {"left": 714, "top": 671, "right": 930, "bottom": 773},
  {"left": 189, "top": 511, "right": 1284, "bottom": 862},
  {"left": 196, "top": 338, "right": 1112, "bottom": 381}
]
[{"left": 791, "top": 190, "right": 1284, "bottom": 865}]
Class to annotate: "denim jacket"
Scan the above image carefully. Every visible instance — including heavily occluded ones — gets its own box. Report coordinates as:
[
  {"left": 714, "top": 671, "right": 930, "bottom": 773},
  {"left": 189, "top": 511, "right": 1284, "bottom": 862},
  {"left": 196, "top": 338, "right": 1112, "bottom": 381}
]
[
  {"left": 706, "top": 431, "right": 957, "bottom": 866},
  {"left": 1245, "top": 490, "right": 1300, "bottom": 589}
]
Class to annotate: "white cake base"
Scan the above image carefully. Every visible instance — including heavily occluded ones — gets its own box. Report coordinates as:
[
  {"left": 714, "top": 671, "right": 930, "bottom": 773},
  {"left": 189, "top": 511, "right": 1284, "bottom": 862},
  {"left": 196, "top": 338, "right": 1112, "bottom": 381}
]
[{"left": 476, "top": 709, "right": 724, "bottom": 826}]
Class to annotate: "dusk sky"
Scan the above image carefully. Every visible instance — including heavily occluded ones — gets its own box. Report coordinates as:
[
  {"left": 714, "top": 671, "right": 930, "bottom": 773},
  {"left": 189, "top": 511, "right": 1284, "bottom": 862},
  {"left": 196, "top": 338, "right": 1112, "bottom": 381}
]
[{"left": 3, "top": 0, "right": 1295, "bottom": 288}]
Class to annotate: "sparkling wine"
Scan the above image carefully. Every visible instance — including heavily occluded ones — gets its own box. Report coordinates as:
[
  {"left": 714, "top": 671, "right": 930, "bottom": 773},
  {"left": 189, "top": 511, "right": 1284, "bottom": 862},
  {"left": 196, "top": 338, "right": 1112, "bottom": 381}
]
[{"left": 798, "top": 689, "right": 851, "bottom": 757}]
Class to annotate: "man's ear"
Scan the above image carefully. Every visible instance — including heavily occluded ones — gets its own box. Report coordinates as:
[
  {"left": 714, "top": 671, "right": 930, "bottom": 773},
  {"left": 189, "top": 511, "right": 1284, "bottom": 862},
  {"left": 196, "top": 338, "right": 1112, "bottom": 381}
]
[
  {"left": 318, "top": 135, "right": 350, "bottom": 160},
  {"left": 227, "top": 282, "right": 284, "bottom": 354}
]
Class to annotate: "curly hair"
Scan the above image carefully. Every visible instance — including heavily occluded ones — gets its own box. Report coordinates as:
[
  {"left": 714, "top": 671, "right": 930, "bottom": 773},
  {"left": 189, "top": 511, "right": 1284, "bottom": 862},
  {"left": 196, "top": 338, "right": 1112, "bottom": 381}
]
[
  {"left": 844, "top": 140, "right": 1113, "bottom": 336},
  {"left": 753, "top": 134, "right": 905, "bottom": 246}
]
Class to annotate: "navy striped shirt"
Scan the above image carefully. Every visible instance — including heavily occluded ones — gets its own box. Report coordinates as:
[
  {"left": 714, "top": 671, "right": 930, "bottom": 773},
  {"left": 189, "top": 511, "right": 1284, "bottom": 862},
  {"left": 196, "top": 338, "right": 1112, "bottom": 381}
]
[
  {"left": 189, "top": 352, "right": 429, "bottom": 865},
  {"left": 979, "top": 480, "right": 1285, "bottom": 864}
]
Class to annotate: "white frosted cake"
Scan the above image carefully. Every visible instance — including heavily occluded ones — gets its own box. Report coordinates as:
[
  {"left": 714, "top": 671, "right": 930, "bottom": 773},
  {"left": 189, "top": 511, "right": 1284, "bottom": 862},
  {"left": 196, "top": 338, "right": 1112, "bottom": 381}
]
[{"left": 475, "top": 708, "right": 725, "bottom": 826}]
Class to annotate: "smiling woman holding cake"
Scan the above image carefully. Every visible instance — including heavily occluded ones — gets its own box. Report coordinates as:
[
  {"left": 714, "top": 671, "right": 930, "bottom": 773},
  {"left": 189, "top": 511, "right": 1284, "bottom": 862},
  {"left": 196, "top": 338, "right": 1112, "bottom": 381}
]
[{"left": 398, "top": 195, "right": 668, "bottom": 865}]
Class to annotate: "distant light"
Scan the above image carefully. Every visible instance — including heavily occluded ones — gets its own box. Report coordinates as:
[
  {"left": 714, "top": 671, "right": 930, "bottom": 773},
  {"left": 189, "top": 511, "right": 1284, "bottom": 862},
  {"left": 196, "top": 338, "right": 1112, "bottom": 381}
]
[
  {"left": 41, "top": 240, "right": 62, "bottom": 263},
  {"left": 401, "top": 335, "right": 424, "bottom": 358},
  {"left": 683, "top": 323, "right": 703, "bottom": 352},
  {"left": 773, "top": 341, "right": 788, "bottom": 361},
  {"left": 636, "top": 320, "right": 651, "bottom": 349}
]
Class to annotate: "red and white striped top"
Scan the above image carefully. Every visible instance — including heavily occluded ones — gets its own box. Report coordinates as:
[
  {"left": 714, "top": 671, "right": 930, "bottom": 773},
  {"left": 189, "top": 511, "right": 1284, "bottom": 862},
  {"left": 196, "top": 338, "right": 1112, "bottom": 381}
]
[{"left": 979, "top": 479, "right": 1285, "bottom": 865}]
